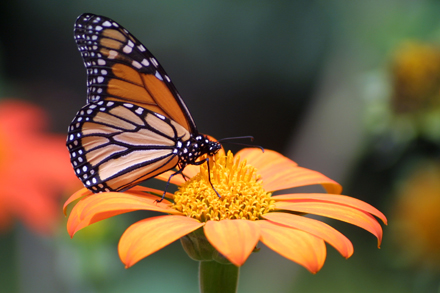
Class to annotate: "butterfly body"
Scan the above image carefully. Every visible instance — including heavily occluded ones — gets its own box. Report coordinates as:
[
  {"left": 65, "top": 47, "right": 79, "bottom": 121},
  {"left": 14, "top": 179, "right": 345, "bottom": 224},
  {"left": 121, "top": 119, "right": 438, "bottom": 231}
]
[{"left": 67, "top": 13, "right": 221, "bottom": 193}]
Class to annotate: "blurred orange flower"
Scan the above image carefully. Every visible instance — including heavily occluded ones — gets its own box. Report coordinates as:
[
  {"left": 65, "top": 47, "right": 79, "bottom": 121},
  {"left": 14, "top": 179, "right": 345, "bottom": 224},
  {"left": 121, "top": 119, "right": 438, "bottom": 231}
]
[
  {"left": 65, "top": 148, "right": 387, "bottom": 273},
  {"left": 390, "top": 161, "right": 440, "bottom": 271},
  {"left": 0, "top": 99, "right": 79, "bottom": 234}
]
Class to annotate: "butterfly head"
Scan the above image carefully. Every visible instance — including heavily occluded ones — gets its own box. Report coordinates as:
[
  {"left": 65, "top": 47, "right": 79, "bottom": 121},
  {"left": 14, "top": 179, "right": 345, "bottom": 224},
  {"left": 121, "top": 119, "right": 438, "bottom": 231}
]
[
  {"left": 207, "top": 140, "right": 222, "bottom": 156},
  {"left": 194, "top": 134, "right": 221, "bottom": 155},
  {"left": 193, "top": 134, "right": 222, "bottom": 157},
  {"left": 177, "top": 135, "right": 222, "bottom": 166}
]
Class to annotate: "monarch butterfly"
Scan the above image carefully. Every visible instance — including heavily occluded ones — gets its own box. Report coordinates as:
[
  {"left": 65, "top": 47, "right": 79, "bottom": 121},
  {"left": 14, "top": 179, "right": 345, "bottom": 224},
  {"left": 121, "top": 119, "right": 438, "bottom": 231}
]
[{"left": 66, "top": 13, "right": 222, "bottom": 194}]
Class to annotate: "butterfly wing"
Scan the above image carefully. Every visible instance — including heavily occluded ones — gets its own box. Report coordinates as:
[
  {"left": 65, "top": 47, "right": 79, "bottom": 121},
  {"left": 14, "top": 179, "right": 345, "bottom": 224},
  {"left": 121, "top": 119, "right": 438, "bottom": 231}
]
[
  {"left": 67, "top": 100, "right": 190, "bottom": 192},
  {"left": 74, "top": 13, "right": 197, "bottom": 134},
  {"left": 68, "top": 14, "right": 222, "bottom": 193}
]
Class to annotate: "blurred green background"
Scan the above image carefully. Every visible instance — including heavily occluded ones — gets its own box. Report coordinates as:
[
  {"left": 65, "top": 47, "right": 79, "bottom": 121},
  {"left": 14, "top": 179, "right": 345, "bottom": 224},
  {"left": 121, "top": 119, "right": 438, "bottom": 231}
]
[{"left": 1, "top": 0, "right": 440, "bottom": 292}]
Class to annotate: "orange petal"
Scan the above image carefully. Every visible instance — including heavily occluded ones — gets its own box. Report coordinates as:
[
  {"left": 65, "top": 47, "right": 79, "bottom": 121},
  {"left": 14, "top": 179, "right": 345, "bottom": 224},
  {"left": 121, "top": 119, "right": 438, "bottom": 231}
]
[
  {"left": 262, "top": 212, "right": 353, "bottom": 258},
  {"left": 126, "top": 185, "right": 171, "bottom": 193},
  {"left": 80, "top": 191, "right": 178, "bottom": 216},
  {"left": 275, "top": 201, "right": 384, "bottom": 247},
  {"left": 63, "top": 188, "right": 92, "bottom": 215},
  {"left": 66, "top": 201, "right": 84, "bottom": 237},
  {"left": 273, "top": 193, "right": 387, "bottom": 225},
  {"left": 237, "top": 148, "right": 342, "bottom": 194},
  {"left": 63, "top": 186, "right": 170, "bottom": 215},
  {"left": 119, "top": 215, "right": 204, "bottom": 268},
  {"left": 67, "top": 191, "right": 180, "bottom": 237},
  {"left": 257, "top": 220, "right": 326, "bottom": 273},
  {"left": 204, "top": 220, "right": 260, "bottom": 266},
  {"left": 238, "top": 148, "right": 297, "bottom": 168},
  {"left": 123, "top": 186, "right": 175, "bottom": 200}
]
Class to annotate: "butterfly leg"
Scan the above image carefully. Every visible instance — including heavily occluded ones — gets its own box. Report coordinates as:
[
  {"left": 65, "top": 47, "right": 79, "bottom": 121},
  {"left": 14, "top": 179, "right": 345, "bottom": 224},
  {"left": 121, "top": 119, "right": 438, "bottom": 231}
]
[
  {"left": 193, "top": 158, "right": 221, "bottom": 198},
  {"left": 155, "top": 158, "right": 221, "bottom": 204},
  {"left": 177, "top": 164, "right": 190, "bottom": 182},
  {"left": 155, "top": 168, "right": 186, "bottom": 203}
]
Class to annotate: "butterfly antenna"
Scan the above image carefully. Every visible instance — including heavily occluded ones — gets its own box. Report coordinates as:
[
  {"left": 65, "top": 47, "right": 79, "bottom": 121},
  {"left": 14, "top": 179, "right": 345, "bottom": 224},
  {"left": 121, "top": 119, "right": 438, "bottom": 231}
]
[
  {"left": 218, "top": 135, "right": 255, "bottom": 142},
  {"left": 218, "top": 136, "right": 264, "bottom": 153}
]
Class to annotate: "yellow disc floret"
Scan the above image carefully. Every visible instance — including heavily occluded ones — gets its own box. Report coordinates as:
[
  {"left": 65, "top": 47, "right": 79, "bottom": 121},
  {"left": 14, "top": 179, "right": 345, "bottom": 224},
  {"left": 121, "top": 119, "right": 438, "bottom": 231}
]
[{"left": 173, "top": 151, "right": 275, "bottom": 222}]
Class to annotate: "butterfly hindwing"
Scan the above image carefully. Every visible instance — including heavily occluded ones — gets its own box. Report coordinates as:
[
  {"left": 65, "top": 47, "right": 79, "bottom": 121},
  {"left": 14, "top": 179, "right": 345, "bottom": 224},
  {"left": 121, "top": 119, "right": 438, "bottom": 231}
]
[
  {"left": 67, "top": 100, "right": 190, "bottom": 192},
  {"left": 74, "top": 13, "right": 196, "bottom": 133}
]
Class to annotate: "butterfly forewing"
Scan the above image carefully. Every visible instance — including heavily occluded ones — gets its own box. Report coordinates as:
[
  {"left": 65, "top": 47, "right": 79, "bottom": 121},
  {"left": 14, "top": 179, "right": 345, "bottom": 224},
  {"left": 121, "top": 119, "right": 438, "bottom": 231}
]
[{"left": 74, "top": 13, "right": 196, "bottom": 133}]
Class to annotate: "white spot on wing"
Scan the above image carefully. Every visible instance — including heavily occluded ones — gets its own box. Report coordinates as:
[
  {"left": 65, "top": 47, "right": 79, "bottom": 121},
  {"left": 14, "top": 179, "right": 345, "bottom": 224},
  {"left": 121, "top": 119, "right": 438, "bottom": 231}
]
[
  {"left": 155, "top": 113, "right": 165, "bottom": 120},
  {"left": 108, "top": 50, "right": 118, "bottom": 59},
  {"left": 155, "top": 71, "right": 163, "bottom": 81},
  {"left": 123, "top": 45, "right": 132, "bottom": 54},
  {"left": 151, "top": 58, "right": 159, "bottom": 67},
  {"left": 132, "top": 60, "right": 142, "bottom": 69}
]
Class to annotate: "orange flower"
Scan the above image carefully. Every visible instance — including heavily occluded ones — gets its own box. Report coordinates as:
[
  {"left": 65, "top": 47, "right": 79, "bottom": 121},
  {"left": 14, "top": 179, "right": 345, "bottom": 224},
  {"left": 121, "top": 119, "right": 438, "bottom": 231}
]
[
  {"left": 0, "top": 99, "right": 79, "bottom": 234},
  {"left": 390, "top": 161, "right": 440, "bottom": 270},
  {"left": 64, "top": 148, "right": 387, "bottom": 273}
]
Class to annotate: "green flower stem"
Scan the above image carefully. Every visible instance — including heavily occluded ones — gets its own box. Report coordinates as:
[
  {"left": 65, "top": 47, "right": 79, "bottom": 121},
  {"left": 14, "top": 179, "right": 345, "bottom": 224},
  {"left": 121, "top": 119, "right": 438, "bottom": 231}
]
[{"left": 199, "top": 261, "right": 239, "bottom": 293}]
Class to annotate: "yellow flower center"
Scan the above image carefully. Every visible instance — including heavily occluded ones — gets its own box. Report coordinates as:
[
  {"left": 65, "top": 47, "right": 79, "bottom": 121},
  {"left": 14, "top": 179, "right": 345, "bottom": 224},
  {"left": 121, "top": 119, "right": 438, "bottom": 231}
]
[{"left": 173, "top": 151, "right": 275, "bottom": 222}]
